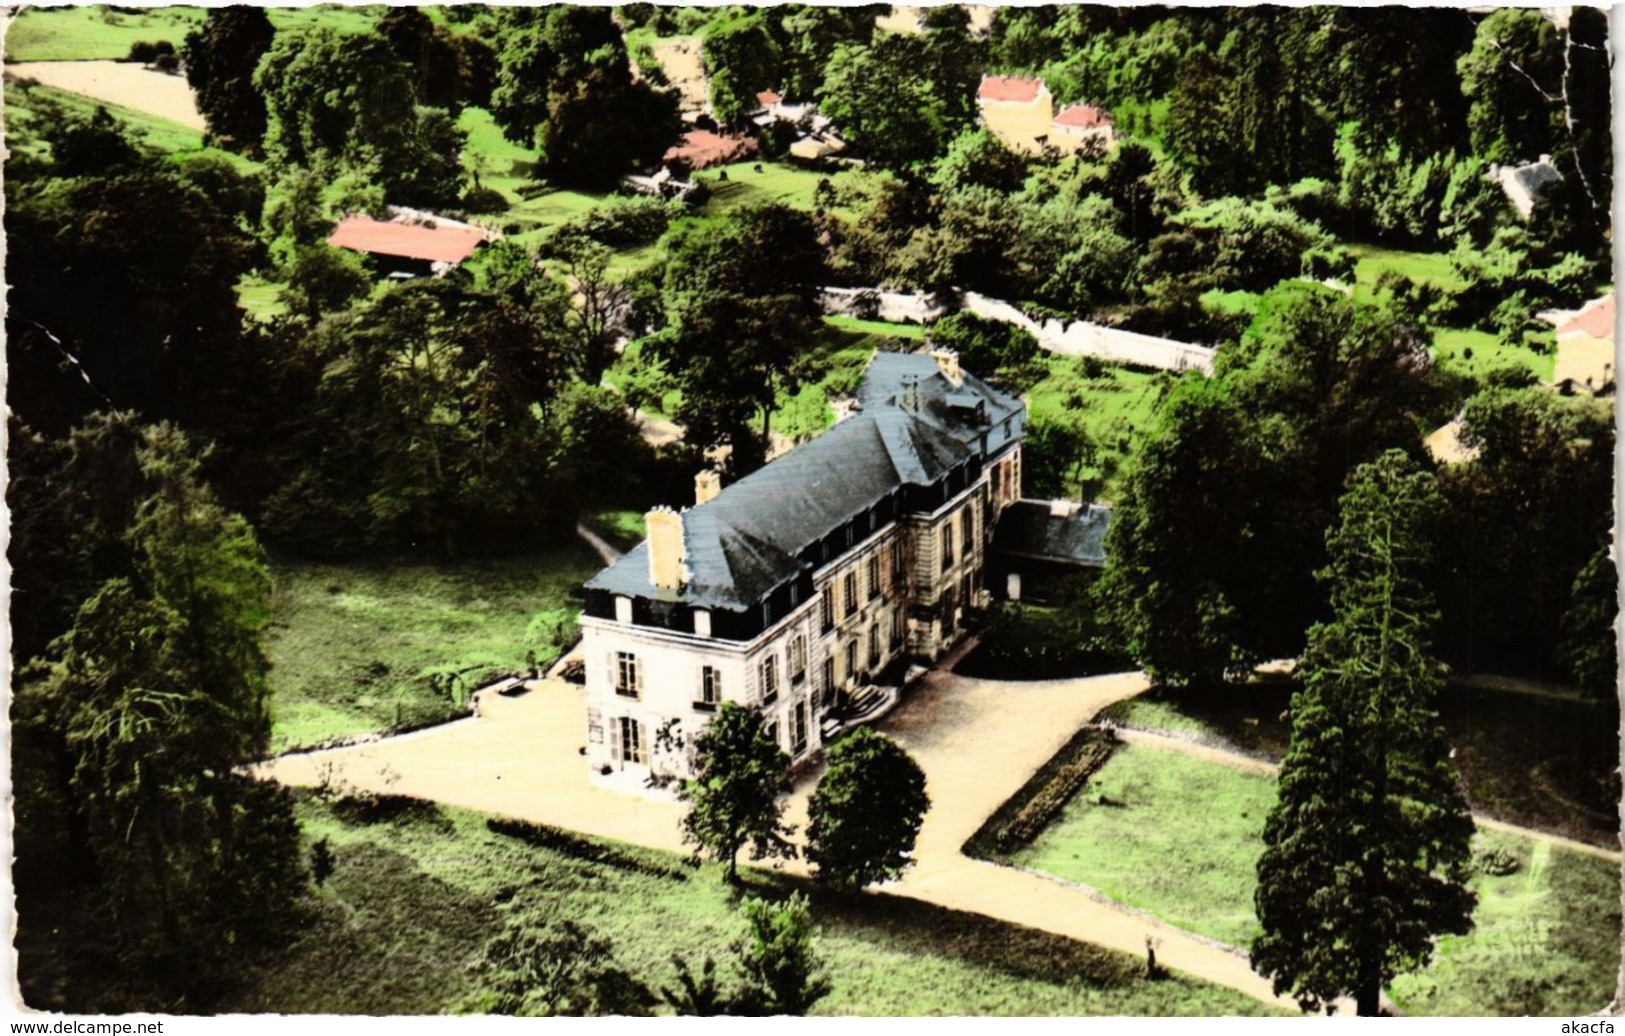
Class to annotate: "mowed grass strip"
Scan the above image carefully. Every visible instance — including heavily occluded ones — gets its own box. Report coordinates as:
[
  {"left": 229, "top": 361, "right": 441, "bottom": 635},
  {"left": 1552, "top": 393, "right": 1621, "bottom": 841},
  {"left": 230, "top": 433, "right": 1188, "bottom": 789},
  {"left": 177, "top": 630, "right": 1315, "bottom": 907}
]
[
  {"left": 226, "top": 794, "right": 1282, "bottom": 1016},
  {"left": 1013, "top": 744, "right": 1273, "bottom": 948},
  {"left": 264, "top": 545, "right": 600, "bottom": 754},
  {"left": 1013, "top": 743, "right": 1621, "bottom": 1016}
]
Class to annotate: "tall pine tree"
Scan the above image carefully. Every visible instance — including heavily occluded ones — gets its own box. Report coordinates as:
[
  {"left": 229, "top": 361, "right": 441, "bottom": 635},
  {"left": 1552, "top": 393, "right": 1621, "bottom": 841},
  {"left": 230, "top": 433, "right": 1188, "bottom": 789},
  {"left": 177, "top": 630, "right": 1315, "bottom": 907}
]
[{"left": 1252, "top": 450, "right": 1475, "bottom": 1015}]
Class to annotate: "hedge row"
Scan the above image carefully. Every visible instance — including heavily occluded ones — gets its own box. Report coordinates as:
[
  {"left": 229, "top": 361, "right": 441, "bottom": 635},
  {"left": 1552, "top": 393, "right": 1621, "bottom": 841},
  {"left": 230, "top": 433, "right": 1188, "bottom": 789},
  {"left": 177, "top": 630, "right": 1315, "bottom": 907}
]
[{"left": 486, "top": 817, "right": 689, "bottom": 882}]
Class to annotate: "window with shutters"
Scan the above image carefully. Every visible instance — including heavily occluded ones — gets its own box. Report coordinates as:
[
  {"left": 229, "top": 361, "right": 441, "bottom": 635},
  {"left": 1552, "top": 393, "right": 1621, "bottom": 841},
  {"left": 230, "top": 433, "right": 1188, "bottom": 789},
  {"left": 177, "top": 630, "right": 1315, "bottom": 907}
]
[
  {"left": 844, "top": 639, "right": 858, "bottom": 684},
  {"left": 790, "top": 635, "right": 807, "bottom": 684},
  {"left": 821, "top": 657, "right": 835, "bottom": 707},
  {"left": 868, "top": 553, "right": 880, "bottom": 599},
  {"left": 616, "top": 716, "right": 645, "bottom": 764},
  {"left": 696, "top": 665, "right": 721, "bottom": 711},
  {"left": 868, "top": 624, "right": 881, "bottom": 668},
  {"left": 615, "top": 652, "right": 640, "bottom": 698},
  {"left": 942, "top": 522, "right": 956, "bottom": 571},
  {"left": 820, "top": 588, "right": 834, "bottom": 632},
  {"left": 761, "top": 655, "right": 779, "bottom": 705},
  {"left": 892, "top": 540, "right": 906, "bottom": 587},
  {"left": 843, "top": 571, "right": 857, "bottom": 617},
  {"left": 792, "top": 701, "right": 808, "bottom": 755}
]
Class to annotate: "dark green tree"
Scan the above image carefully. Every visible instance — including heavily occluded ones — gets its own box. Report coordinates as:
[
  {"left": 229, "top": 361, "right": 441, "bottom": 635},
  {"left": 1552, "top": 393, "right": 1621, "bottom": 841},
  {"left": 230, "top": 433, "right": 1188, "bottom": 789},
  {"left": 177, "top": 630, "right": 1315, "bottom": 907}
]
[
  {"left": 255, "top": 28, "right": 467, "bottom": 207},
  {"left": 1435, "top": 388, "right": 1614, "bottom": 680},
  {"left": 806, "top": 728, "right": 930, "bottom": 891},
  {"left": 732, "top": 893, "right": 832, "bottom": 1016},
  {"left": 678, "top": 703, "right": 795, "bottom": 883},
  {"left": 1318, "top": 6, "right": 1473, "bottom": 158},
  {"left": 818, "top": 34, "right": 959, "bottom": 172},
  {"left": 651, "top": 204, "right": 824, "bottom": 474},
  {"left": 6, "top": 138, "right": 260, "bottom": 437},
  {"left": 1253, "top": 450, "right": 1476, "bottom": 1016},
  {"left": 1557, "top": 545, "right": 1618, "bottom": 701},
  {"left": 1458, "top": 9, "right": 1564, "bottom": 165},
  {"left": 14, "top": 423, "right": 304, "bottom": 1008},
  {"left": 774, "top": 4, "right": 879, "bottom": 100},
  {"left": 183, "top": 5, "right": 275, "bottom": 154},
  {"left": 1099, "top": 376, "right": 1270, "bottom": 686},
  {"left": 704, "top": 12, "right": 781, "bottom": 127},
  {"left": 489, "top": 6, "right": 681, "bottom": 189}
]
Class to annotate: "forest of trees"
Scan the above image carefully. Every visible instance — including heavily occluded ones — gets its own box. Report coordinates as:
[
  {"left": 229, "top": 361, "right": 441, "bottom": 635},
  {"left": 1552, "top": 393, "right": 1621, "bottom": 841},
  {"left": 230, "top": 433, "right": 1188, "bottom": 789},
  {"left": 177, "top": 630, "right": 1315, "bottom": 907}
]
[{"left": 4, "top": 2, "right": 1614, "bottom": 1014}]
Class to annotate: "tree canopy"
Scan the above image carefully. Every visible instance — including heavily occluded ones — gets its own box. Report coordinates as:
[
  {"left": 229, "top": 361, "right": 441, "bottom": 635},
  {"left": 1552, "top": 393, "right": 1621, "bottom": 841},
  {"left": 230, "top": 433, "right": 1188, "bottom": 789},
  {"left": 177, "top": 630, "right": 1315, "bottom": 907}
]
[
  {"left": 1253, "top": 450, "right": 1476, "bottom": 1016},
  {"left": 678, "top": 703, "right": 796, "bottom": 883},
  {"left": 807, "top": 728, "right": 931, "bottom": 891},
  {"left": 489, "top": 6, "right": 681, "bottom": 189}
]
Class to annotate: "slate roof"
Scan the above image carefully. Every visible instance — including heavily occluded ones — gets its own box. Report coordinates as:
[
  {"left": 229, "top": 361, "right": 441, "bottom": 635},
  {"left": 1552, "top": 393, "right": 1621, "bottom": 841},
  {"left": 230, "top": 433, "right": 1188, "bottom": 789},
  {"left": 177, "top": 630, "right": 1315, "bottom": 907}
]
[
  {"left": 992, "top": 501, "right": 1111, "bottom": 567},
  {"left": 586, "top": 352, "right": 1023, "bottom": 610},
  {"left": 327, "top": 215, "right": 489, "bottom": 264}
]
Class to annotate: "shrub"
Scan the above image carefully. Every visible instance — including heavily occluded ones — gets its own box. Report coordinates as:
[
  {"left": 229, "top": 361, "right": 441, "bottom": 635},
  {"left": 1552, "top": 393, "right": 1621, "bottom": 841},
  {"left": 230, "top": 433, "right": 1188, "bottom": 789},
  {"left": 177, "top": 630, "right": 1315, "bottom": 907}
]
[{"left": 126, "top": 40, "right": 158, "bottom": 63}]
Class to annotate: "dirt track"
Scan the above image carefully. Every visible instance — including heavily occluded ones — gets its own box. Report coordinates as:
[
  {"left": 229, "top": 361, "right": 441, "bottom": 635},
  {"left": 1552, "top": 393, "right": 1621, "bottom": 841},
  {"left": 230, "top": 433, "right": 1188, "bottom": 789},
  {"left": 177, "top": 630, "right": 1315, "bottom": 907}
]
[{"left": 9, "top": 59, "right": 204, "bottom": 129}]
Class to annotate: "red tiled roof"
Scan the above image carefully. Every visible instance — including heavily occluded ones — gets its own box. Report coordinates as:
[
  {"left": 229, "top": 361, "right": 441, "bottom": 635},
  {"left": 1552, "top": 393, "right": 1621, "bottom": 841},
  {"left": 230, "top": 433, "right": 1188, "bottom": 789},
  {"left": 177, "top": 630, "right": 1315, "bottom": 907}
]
[
  {"left": 1054, "top": 103, "right": 1112, "bottom": 129},
  {"left": 1558, "top": 293, "right": 1616, "bottom": 341},
  {"left": 327, "top": 215, "right": 488, "bottom": 264},
  {"left": 978, "top": 75, "right": 1043, "bottom": 103},
  {"left": 757, "top": 89, "right": 782, "bottom": 108},
  {"left": 664, "top": 129, "right": 760, "bottom": 170}
]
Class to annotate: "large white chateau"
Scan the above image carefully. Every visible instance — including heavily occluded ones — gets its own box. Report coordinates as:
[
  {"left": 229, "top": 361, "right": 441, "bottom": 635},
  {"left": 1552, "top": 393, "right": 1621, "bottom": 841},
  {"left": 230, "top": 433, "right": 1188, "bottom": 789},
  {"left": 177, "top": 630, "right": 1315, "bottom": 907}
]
[{"left": 579, "top": 350, "right": 1025, "bottom": 786}]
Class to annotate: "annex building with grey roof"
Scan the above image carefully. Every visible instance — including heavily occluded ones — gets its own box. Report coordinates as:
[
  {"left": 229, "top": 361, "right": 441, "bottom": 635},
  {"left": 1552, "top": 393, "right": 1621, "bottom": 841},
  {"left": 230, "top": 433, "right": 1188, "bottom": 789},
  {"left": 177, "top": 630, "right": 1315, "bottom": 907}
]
[{"left": 579, "top": 350, "right": 1025, "bottom": 788}]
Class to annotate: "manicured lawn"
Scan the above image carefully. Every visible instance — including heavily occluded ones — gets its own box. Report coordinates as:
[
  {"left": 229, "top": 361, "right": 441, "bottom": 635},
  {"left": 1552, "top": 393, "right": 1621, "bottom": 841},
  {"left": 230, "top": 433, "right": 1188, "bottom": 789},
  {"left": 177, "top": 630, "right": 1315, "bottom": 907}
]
[
  {"left": 1389, "top": 834, "right": 1623, "bottom": 1017},
  {"left": 1347, "top": 243, "right": 1469, "bottom": 301},
  {"left": 223, "top": 793, "right": 1280, "bottom": 1015},
  {"left": 1432, "top": 327, "right": 1556, "bottom": 383},
  {"left": 1013, "top": 744, "right": 1621, "bottom": 1016},
  {"left": 1021, "top": 354, "right": 1173, "bottom": 502},
  {"left": 823, "top": 314, "right": 930, "bottom": 340},
  {"left": 693, "top": 161, "right": 872, "bottom": 219},
  {"left": 1013, "top": 745, "right": 1275, "bottom": 948},
  {"left": 1101, "top": 680, "right": 1620, "bottom": 848},
  {"left": 263, "top": 546, "right": 600, "bottom": 754}
]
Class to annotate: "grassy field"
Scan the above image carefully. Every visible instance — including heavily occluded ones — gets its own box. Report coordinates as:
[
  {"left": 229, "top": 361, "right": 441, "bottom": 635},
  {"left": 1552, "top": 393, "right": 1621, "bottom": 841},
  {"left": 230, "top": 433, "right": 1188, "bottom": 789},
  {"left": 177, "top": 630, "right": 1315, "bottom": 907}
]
[
  {"left": 263, "top": 546, "right": 600, "bottom": 754},
  {"left": 1433, "top": 327, "right": 1556, "bottom": 383},
  {"left": 1012, "top": 744, "right": 1621, "bottom": 1016},
  {"left": 1021, "top": 354, "right": 1173, "bottom": 502},
  {"left": 4, "top": 5, "right": 205, "bottom": 62},
  {"left": 221, "top": 793, "right": 1281, "bottom": 1015},
  {"left": 1013, "top": 745, "right": 1275, "bottom": 948},
  {"left": 693, "top": 161, "right": 874, "bottom": 220},
  {"left": 1101, "top": 679, "right": 1620, "bottom": 849},
  {"left": 4, "top": 5, "right": 390, "bottom": 62},
  {"left": 1347, "top": 243, "right": 1469, "bottom": 302},
  {"left": 4, "top": 77, "right": 255, "bottom": 171}
]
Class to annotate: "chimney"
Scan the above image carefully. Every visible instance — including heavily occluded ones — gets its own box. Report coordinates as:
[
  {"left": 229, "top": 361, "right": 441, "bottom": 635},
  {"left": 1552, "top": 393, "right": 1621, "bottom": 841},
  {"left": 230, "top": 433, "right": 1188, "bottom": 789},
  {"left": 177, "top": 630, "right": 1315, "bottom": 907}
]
[
  {"left": 695, "top": 469, "right": 722, "bottom": 505},
  {"left": 646, "top": 506, "right": 687, "bottom": 590},
  {"left": 899, "top": 373, "right": 922, "bottom": 413},
  {"left": 931, "top": 348, "right": 963, "bottom": 388}
]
